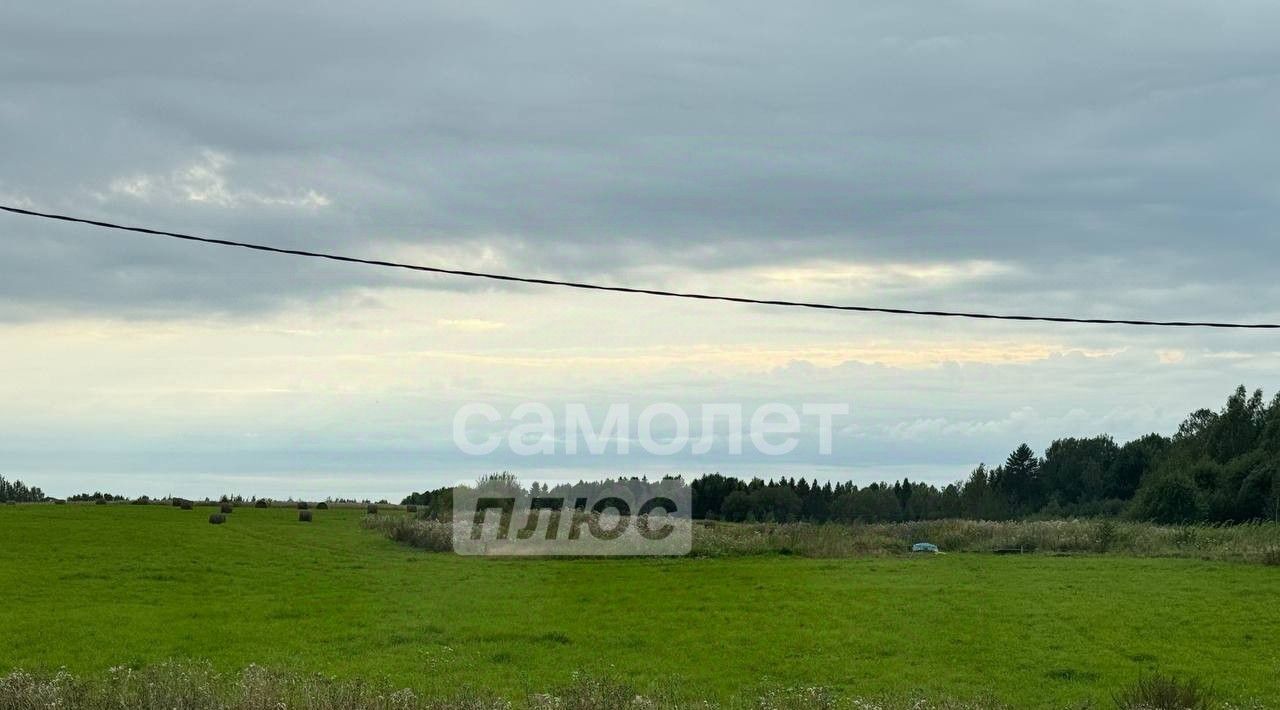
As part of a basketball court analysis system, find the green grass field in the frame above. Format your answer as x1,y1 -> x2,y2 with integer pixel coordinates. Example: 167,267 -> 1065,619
1,504 -> 1277,707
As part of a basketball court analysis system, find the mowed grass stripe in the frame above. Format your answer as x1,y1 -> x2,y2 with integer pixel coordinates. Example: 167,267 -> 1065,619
0,503 -> 1277,706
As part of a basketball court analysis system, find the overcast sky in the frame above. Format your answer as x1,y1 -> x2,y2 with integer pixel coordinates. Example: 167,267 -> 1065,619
3,1 -> 1278,499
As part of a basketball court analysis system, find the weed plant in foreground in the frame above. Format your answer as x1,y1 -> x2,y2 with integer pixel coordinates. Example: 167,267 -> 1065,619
0,662 -> 1267,709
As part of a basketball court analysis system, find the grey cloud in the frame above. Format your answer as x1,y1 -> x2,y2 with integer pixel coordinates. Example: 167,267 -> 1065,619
2,0 -> 1280,321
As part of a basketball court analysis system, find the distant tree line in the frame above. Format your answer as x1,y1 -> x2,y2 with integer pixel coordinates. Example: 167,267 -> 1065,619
13,387 -> 1275,525
51,493 -> 394,505
0,475 -> 45,502
401,472 -> 690,522
402,487 -> 452,517
698,386 -> 1280,524
404,386 -> 1280,525
66,491 -> 126,502
695,386 -> 1280,524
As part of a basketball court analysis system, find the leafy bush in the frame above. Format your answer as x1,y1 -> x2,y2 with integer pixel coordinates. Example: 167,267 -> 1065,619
1096,519 -> 1118,552
1113,672 -> 1215,709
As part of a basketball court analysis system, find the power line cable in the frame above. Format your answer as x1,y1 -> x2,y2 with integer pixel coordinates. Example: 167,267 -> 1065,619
2,203 -> 1277,329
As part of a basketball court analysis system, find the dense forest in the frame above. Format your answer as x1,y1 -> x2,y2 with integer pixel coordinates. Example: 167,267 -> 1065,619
0,475 -> 45,503
406,386 -> 1280,525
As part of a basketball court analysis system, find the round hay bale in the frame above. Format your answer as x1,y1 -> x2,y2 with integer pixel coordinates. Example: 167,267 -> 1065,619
405,504 -> 418,513
5,500 -> 15,506
94,499 -> 106,505
297,501 -> 309,510
254,499 -> 269,509
208,513 -> 227,525
53,499 -> 66,505
298,510 -> 313,523
172,498 -> 183,507
180,500 -> 193,510
366,503 -> 378,514
220,502 -> 233,514
316,501 -> 329,510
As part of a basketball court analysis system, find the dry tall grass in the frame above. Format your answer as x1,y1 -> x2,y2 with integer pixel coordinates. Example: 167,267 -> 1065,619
364,515 -> 454,552
363,515 -> 1280,565
691,519 -> 1280,564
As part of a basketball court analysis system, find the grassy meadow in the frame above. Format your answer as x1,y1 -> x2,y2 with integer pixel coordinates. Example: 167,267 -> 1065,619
1,503 -> 1278,707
